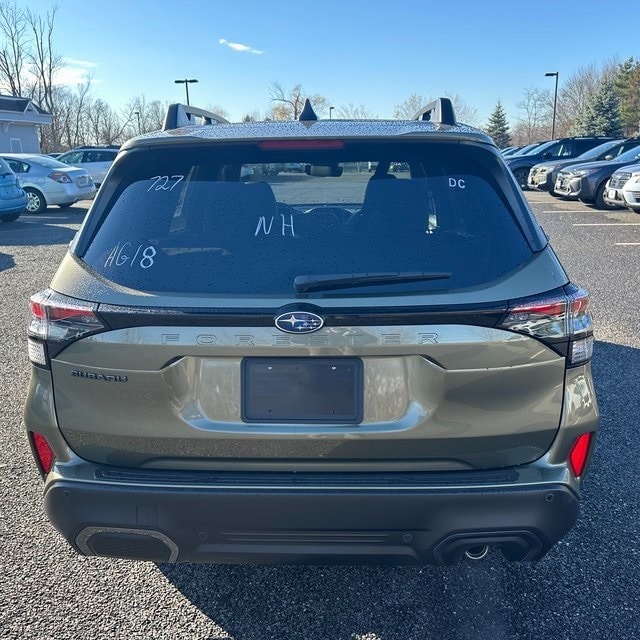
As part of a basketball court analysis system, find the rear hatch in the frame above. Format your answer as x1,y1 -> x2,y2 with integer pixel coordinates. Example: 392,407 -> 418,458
43,137 -> 572,471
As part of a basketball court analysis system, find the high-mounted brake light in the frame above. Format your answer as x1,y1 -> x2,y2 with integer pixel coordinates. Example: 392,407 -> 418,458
28,290 -> 105,366
500,287 -> 593,366
258,140 -> 345,150
568,432 -> 594,477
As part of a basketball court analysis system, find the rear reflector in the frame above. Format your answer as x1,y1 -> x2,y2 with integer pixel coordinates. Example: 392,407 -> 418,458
569,432 -> 593,477
30,432 -> 55,475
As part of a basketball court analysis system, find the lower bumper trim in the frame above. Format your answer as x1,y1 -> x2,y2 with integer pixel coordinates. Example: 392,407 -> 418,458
45,480 -> 580,565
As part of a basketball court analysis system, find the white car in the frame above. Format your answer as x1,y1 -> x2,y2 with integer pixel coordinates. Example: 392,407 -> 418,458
56,146 -> 119,187
604,163 -> 640,212
0,154 -> 96,213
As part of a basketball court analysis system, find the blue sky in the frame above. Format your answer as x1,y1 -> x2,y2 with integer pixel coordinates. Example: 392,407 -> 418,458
27,0 -> 639,125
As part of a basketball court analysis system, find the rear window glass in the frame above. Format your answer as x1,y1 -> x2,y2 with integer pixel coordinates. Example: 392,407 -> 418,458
80,141 -> 532,297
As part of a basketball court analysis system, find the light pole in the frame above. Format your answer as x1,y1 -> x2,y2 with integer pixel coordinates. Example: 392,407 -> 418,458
133,110 -> 141,134
174,78 -> 198,106
329,106 -> 335,120
545,71 -> 559,139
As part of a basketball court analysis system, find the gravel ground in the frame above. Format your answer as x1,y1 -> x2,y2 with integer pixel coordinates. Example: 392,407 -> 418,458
0,195 -> 638,640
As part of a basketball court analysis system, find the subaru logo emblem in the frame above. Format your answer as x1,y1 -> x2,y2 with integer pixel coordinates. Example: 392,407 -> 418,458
275,311 -> 324,334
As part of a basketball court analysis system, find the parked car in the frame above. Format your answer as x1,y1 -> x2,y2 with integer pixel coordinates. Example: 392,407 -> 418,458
553,145 -> 640,209
506,137 -> 614,189
56,146 -> 119,187
24,98 -> 598,566
0,157 -> 27,222
504,141 -> 547,157
603,164 -> 640,212
528,138 -> 640,192
1,154 -> 96,213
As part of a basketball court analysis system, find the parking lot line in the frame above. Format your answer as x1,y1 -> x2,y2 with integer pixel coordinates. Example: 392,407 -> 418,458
572,223 -> 640,226
615,243 -> 640,246
541,210 -> 593,213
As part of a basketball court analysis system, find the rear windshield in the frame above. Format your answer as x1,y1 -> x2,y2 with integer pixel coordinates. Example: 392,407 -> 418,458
80,141 -> 533,297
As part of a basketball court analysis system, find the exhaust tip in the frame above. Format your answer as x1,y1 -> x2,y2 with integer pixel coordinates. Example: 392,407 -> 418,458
464,545 -> 489,561
76,526 -> 179,562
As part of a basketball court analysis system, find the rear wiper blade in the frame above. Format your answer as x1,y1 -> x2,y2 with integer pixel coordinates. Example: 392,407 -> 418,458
294,271 -> 451,293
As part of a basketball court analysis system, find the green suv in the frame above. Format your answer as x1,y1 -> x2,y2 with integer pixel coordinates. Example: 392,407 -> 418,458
24,99 -> 599,565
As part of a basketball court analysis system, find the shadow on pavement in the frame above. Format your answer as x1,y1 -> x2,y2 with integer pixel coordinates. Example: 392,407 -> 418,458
0,204 -> 88,248
0,251 -> 15,273
158,340 -> 639,640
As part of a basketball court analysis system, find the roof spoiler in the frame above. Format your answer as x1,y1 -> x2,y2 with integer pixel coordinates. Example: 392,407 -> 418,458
413,98 -> 457,126
162,104 -> 230,131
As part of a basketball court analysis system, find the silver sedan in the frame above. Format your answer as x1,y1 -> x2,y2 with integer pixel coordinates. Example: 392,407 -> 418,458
0,153 -> 96,214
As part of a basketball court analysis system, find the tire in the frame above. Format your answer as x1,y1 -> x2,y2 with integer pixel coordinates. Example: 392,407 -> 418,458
594,182 -> 622,210
513,168 -> 530,190
24,188 -> 46,214
0,211 -> 21,222
58,202 -> 75,208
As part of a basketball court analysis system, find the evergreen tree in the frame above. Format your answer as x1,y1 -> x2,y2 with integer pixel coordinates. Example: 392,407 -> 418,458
614,58 -> 640,135
572,78 -> 624,137
485,101 -> 511,148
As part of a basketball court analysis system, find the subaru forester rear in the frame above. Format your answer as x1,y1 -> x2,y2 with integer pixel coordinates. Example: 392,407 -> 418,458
25,99 -> 599,565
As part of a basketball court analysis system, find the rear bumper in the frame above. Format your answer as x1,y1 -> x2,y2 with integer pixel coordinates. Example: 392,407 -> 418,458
0,196 -> 27,213
44,473 -> 580,565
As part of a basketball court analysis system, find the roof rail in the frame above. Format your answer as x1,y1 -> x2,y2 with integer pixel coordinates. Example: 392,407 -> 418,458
162,104 -> 230,131
413,98 -> 457,126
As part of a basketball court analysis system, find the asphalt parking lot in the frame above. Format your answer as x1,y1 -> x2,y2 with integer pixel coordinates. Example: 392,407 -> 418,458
1,193 -> 638,640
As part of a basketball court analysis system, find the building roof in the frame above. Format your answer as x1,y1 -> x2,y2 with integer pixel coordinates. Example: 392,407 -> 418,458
0,95 -> 51,116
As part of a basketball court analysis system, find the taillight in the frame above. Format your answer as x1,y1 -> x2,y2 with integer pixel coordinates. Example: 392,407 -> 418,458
48,171 -> 72,183
568,432 -> 594,477
28,290 -> 105,367
29,432 -> 55,476
500,286 -> 593,366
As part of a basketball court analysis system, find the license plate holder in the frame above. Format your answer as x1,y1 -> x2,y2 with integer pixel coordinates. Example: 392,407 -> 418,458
242,357 -> 363,424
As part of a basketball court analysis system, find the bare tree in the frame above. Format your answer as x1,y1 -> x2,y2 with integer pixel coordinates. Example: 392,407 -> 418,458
445,93 -> 479,126
0,1 -> 28,96
86,98 -> 131,145
268,81 -> 328,119
516,87 -> 552,143
25,6 -> 63,148
206,104 -> 230,121
336,103 -> 377,119
393,93 -> 426,119
126,95 -> 169,137
241,110 -> 263,122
